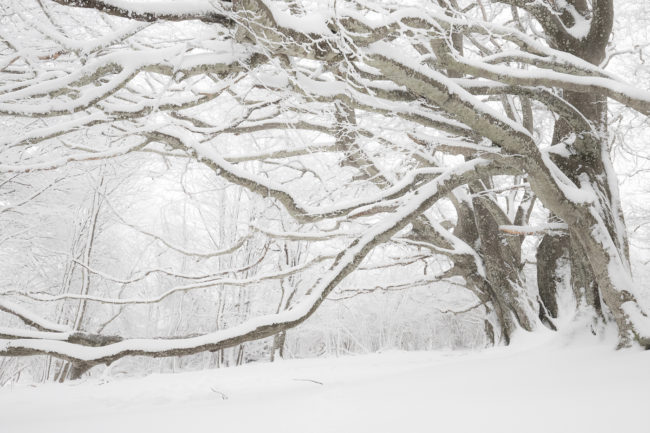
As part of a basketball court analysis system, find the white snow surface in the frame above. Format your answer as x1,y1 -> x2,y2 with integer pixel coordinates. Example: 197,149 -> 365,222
1,330 -> 648,433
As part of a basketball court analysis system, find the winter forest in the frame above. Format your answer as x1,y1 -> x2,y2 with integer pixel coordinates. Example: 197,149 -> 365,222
1,0 -> 649,431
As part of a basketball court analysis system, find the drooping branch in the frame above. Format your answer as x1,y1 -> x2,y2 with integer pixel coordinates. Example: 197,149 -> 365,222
0,158 -> 503,364
0,299 -> 70,333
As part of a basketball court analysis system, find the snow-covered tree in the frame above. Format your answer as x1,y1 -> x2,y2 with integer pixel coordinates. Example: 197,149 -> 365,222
1,0 -> 649,375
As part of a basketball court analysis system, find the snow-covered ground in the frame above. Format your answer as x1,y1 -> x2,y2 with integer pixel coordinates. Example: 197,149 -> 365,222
1,330 -> 649,433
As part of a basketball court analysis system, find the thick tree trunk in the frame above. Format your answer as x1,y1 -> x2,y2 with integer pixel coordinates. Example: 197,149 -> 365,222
534,1 -> 647,345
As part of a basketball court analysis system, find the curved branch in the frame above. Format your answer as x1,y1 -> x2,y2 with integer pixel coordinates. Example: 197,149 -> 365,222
0,299 -> 70,332
445,55 -> 650,116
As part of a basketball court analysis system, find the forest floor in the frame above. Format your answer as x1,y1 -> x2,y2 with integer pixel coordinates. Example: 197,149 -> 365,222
1,327 -> 649,433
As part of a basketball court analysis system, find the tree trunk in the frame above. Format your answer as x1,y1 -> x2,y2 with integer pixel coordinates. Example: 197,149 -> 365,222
535,1 -> 641,343
536,233 -> 568,319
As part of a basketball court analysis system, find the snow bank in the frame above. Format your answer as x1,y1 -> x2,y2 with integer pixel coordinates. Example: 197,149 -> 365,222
1,332 -> 648,433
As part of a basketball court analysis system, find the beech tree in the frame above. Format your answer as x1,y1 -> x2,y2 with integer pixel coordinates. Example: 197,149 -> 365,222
1,0 -> 649,375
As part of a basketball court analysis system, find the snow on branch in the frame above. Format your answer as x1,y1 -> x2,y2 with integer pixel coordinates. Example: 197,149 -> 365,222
449,55 -> 650,116
499,223 -> 568,236
0,299 -> 70,333
48,0 -> 234,25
